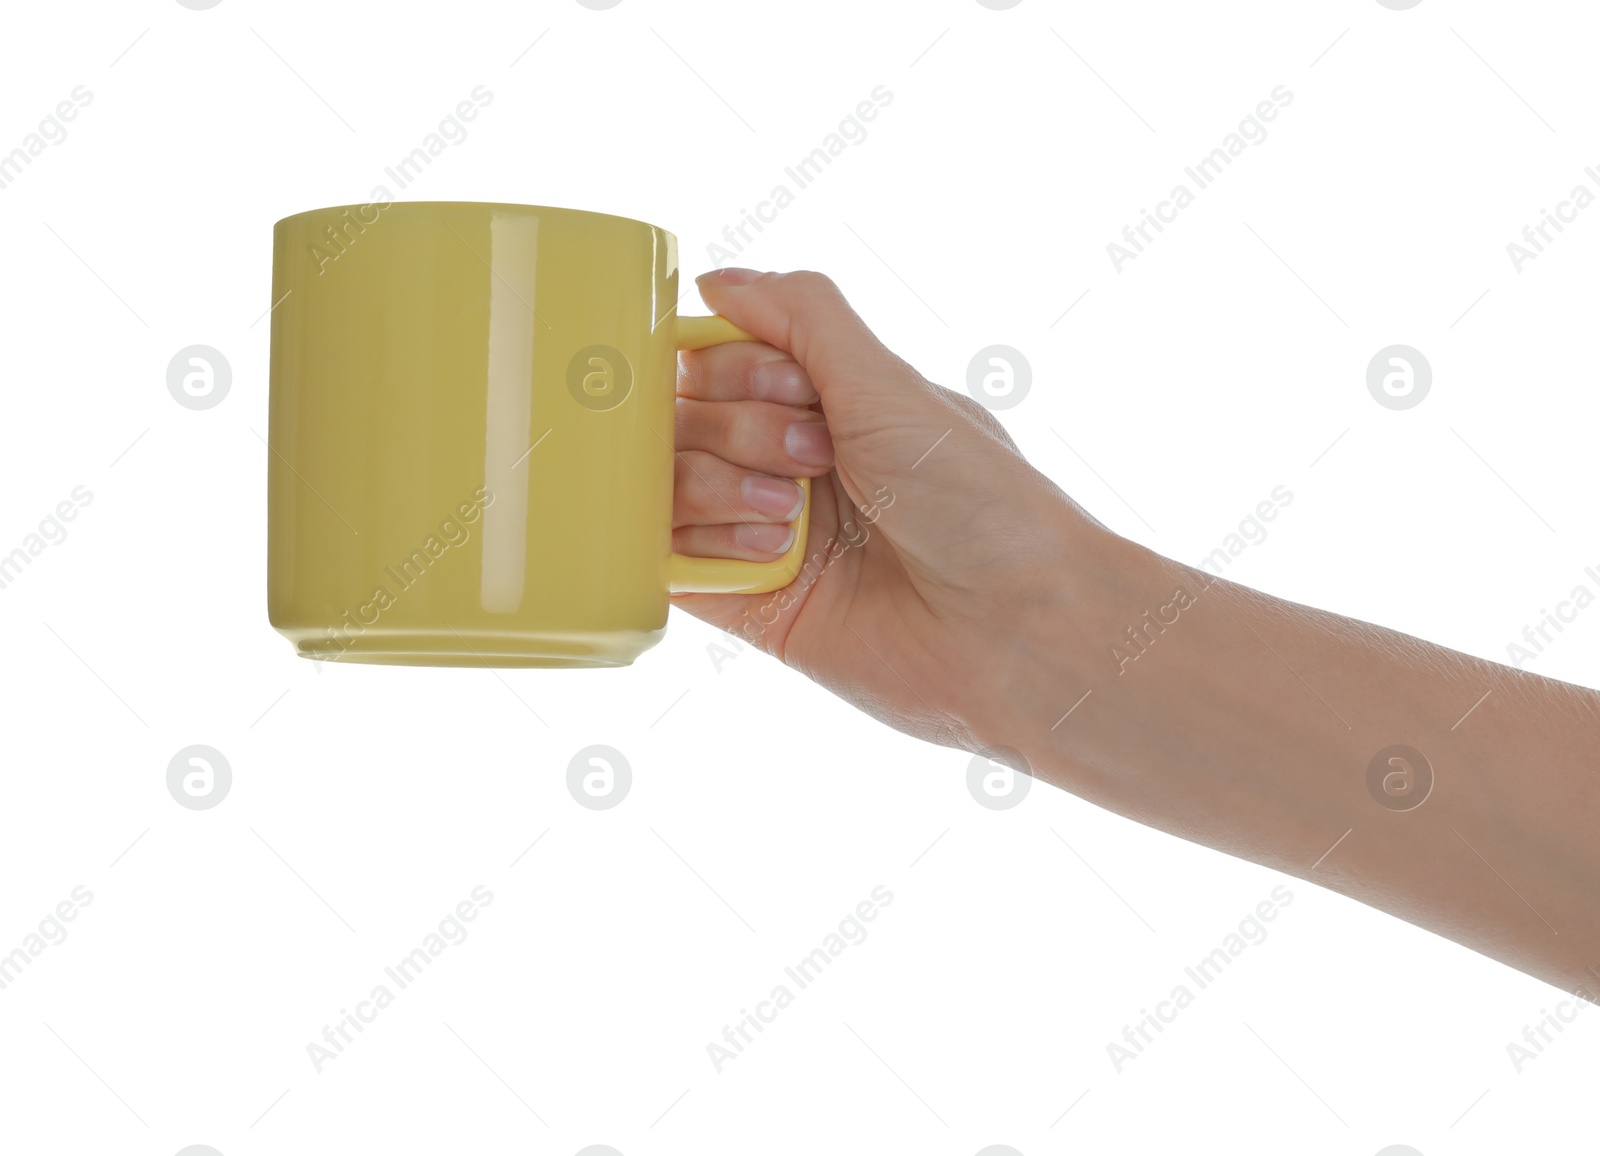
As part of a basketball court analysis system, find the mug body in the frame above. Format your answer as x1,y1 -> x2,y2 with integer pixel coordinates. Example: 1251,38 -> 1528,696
268,201 -> 682,667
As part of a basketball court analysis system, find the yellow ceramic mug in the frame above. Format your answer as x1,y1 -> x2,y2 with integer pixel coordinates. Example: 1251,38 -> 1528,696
267,201 -> 810,668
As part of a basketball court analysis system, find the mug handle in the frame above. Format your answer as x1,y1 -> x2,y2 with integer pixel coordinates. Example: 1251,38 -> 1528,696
667,315 -> 812,595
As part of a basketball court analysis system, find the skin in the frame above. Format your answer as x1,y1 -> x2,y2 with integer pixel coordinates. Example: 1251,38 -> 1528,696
669,266 -> 1600,998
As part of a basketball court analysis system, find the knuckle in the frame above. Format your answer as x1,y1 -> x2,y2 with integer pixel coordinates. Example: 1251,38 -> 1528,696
782,269 -> 838,297
945,386 -> 1020,447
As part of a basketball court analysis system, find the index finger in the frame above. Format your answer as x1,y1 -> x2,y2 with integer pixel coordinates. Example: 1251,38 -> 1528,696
677,339 -> 820,405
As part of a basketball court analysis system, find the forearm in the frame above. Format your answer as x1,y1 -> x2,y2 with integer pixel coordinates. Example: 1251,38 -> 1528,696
993,521 -> 1600,995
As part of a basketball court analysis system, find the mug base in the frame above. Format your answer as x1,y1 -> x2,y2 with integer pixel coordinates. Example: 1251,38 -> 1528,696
277,626 -> 663,669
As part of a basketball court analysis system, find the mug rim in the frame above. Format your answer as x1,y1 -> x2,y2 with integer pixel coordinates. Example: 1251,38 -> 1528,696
272,200 -> 671,239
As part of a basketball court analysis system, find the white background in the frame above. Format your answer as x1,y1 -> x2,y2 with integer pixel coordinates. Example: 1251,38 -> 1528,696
1,1 -> 1597,1154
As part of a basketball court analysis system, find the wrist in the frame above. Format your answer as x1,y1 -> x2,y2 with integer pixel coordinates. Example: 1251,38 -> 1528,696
961,508 -> 1166,785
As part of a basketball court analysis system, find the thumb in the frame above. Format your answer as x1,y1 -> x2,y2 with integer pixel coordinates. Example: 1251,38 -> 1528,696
693,268 -> 938,443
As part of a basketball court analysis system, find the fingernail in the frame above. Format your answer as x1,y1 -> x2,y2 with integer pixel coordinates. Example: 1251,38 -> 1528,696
784,418 -> 834,466
698,267 -> 763,287
742,475 -> 805,520
751,360 -> 817,405
734,521 -> 796,554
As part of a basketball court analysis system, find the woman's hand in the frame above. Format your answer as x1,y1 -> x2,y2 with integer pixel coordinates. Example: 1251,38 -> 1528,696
671,267 -> 1119,754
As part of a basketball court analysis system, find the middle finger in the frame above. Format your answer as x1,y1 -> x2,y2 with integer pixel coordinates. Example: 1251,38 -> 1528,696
675,396 -> 835,477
